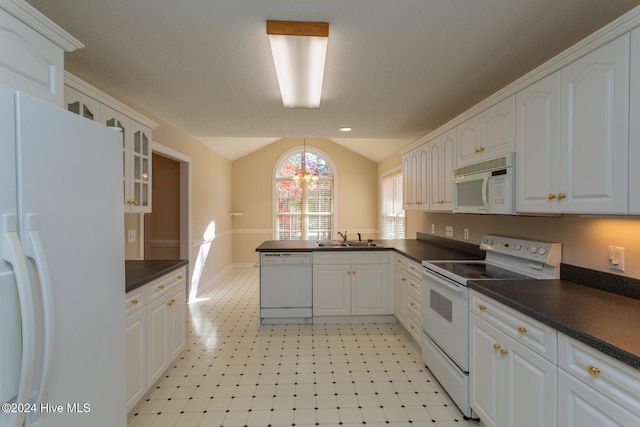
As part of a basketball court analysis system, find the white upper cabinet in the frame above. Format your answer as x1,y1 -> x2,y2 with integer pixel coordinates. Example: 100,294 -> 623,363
629,28 -> 640,214
517,34 -> 629,214
65,74 -> 157,213
427,128 -> 456,211
102,105 -> 152,214
516,71 -> 562,213
0,4 -> 82,106
402,143 -> 428,210
560,34 -> 629,214
457,96 -> 515,167
65,86 -> 101,122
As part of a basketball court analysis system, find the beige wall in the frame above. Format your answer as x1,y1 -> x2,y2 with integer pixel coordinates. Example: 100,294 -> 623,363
231,137 -> 378,264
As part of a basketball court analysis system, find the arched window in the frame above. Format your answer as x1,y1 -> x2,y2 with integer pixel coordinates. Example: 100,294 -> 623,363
274,148 -> 334,240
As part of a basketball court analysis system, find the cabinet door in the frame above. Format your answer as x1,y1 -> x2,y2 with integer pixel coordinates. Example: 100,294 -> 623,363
428,136 -> 442,210
409,149 -> 419,209
482,96 -> 515,158
503,336 -> 557,427
558,370 -> 640,427
352,264 -> 389,315
147,295 -> 169,386
130,121 -> 152,213
516,72 -> 561,213
417,145 -> 429,209
168,285 -> 186,361
125,308 -> 147,413
313,265 -> 351,316
65,86 -> 100,121
440,128 -> 456,210
394,268 -> 407,326
101,105 -> 131,209
469,314 -> 502,427
457,113 -> 482,167
402,153 -> 411,209
560,34 -> 629,214
630,28 -> 640,214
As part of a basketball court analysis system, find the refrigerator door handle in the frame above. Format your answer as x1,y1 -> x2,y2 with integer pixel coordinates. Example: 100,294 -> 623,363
1,215 -> 36,427
23,214 -> 55,413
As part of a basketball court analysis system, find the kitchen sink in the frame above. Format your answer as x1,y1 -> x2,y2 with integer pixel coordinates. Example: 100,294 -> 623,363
314,240 -> 383,248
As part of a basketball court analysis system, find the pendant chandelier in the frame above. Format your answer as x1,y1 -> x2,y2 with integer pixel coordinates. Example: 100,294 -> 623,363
293,139 -> 319,184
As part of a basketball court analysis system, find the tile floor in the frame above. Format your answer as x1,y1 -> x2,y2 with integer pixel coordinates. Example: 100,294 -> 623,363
128,267 -> 480,427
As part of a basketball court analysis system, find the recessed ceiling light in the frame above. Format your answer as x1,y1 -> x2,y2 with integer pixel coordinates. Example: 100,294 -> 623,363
339,127 -> 352,132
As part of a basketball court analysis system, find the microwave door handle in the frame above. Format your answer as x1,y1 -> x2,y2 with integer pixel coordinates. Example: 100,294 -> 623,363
481,176 -> 490,211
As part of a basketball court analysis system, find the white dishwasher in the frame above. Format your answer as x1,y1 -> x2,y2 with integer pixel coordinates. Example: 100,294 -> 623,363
260,252 -> 313,324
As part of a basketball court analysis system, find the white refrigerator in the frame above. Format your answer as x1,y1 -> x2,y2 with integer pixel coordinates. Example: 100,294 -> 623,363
0,85 -> 126,427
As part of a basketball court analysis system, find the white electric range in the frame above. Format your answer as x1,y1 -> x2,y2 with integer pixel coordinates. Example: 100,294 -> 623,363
420,235 -> 561,418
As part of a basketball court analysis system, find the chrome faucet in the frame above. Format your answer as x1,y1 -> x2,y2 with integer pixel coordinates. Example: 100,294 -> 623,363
337,231 -> 348,242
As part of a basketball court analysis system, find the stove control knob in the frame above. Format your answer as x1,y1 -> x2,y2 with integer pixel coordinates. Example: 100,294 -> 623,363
484,239 -> 494,245
513,244 -> 522,251
538,247 -> 547,256
527,246 -> 538,254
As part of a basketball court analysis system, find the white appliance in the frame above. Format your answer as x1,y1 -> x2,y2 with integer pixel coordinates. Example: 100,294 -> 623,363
420,235 -> 561,418
453,153 -> 514,214
260,252 -> 312,324
0,86 -> 126,427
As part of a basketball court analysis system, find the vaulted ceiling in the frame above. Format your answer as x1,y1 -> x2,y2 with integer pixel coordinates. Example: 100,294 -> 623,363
27,0 -> 639,161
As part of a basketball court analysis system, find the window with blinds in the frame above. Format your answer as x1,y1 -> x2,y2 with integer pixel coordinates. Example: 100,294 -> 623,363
382,172 -> 405,239
275,149 -> 334,240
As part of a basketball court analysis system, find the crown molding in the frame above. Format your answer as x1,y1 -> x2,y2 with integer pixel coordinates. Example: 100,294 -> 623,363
403,5 -> 640,154
0,0 -> 83,51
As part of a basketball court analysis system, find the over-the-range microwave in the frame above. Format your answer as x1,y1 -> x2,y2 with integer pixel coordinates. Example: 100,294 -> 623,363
453,153 -> 514,214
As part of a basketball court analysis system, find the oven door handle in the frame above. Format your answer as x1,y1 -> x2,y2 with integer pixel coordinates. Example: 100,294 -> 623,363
422,270 -> 466,293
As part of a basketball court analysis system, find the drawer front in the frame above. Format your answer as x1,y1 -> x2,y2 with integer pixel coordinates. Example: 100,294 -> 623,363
125,288 -> 146,316
406,274 -> 421,298
406,291 -> 421,320
148,266 -> 187,301
394,254 -> 422,280
405,311 -> 422,343
314,250 -> 389,265
470,290 -> 556,362
558,333 -> 640,418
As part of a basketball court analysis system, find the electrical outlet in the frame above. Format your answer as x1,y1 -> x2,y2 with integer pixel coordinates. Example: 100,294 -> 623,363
127,229 -> 136,243
431,224 -> 435,234
464,228 -> 469,240
608,246 -> 625,272
445,226 -> 454,238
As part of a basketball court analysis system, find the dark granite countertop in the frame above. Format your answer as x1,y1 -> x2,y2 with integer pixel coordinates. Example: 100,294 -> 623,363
468,279 -> 640,370
255,233 -> 485,263
125,259 -> 188,293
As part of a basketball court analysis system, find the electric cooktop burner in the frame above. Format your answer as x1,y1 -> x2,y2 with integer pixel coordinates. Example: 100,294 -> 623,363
428,261 -> 532,280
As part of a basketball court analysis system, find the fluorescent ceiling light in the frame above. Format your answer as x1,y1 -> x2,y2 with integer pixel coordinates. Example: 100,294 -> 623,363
267,20 -> 329,108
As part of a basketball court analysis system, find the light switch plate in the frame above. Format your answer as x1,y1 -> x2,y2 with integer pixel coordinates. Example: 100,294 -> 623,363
127,229 -> 136,243
445,226 -> 454,238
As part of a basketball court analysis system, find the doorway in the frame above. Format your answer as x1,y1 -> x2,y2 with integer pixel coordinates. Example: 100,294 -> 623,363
145,154 -> 180,259
144,145 -> 190,261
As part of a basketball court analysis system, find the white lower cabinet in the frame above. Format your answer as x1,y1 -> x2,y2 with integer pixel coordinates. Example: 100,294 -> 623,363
125,266 -> 187,413
313,251 -> 390,317
393,253 -> 422,342
470,290 -> 640,427
557,333 -> 640,426
125,289 -> 147,413
470,290 -> 557,427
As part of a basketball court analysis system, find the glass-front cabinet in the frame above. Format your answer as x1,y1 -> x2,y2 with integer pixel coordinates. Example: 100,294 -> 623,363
101,105 -> 152,213
64,78 -> 154,214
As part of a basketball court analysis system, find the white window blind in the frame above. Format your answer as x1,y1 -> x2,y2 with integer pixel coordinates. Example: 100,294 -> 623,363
382,172 -> 405,239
